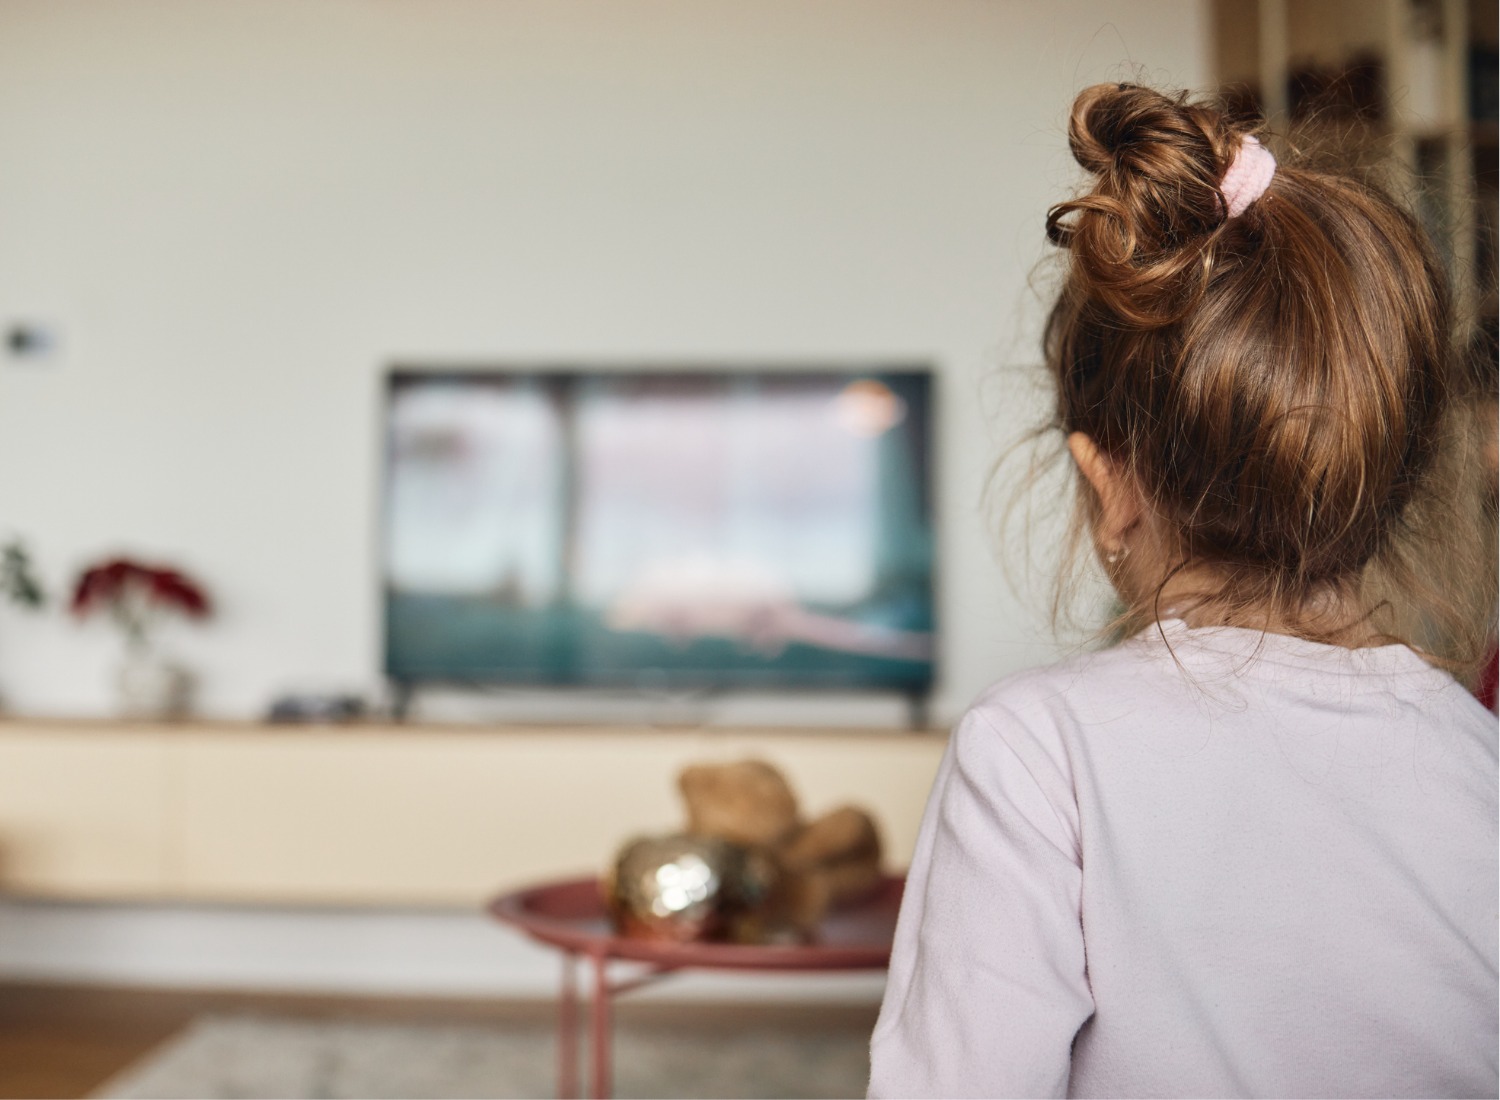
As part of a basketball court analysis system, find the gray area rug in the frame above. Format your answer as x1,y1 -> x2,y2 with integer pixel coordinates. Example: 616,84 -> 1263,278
93,1013 -> 872,1099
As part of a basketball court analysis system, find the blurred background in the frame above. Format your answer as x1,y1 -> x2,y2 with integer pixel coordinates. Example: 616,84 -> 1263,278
0,2 -> 1491,1098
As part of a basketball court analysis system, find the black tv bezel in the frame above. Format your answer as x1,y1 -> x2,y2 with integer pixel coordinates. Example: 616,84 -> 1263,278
378,361 -> 938,701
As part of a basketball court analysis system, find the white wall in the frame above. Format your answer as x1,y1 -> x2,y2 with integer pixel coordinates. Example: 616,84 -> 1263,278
0,0 -> 1207,727
0,0 -> 1208,998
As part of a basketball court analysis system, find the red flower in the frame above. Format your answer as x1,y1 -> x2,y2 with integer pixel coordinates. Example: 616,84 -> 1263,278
150,569 -> 210,617
71,557 -> 212,619
71,559 -> 137,613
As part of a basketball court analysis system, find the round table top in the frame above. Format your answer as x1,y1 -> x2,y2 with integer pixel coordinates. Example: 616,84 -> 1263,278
489,874 -> 904,971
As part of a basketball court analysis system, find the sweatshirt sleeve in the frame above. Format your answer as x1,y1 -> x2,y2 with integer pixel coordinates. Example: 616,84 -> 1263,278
867,703 -> 1094,1099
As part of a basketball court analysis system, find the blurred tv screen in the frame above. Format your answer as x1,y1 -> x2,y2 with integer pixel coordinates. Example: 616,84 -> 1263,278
382,368 -> 935,693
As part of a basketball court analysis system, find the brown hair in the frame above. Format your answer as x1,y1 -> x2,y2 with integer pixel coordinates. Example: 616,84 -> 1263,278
1040,83 -> 1494,669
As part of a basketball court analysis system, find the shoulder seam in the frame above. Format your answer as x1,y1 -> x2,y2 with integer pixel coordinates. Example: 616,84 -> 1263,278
962,703 -> 1082,865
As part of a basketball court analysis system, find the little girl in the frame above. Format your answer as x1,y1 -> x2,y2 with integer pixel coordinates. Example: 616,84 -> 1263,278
868,84 -> 1498,1099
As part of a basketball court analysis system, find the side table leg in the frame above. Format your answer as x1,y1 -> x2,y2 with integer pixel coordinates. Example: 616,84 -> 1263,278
589,951 -> 613,1100
558,951 -> 579,1100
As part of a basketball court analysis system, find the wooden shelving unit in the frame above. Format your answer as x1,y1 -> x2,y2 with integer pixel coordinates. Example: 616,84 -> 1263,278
1468,1 -> 1498,355
1212,0 -> 1498,369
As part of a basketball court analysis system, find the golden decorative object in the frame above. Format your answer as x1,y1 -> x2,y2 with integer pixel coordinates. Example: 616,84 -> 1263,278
604,833 -> 782,944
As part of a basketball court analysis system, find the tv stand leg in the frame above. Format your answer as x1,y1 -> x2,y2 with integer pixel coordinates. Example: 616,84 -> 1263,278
390,682 -> 413,722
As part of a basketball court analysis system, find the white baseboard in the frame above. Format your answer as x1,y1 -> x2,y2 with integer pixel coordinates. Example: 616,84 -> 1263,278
0,899 -> 887,1003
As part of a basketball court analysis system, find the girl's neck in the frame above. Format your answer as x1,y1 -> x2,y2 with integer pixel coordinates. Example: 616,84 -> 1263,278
1150,568 -> 1382,648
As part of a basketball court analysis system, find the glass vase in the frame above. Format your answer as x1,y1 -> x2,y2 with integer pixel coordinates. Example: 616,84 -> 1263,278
116,644 -> 193,719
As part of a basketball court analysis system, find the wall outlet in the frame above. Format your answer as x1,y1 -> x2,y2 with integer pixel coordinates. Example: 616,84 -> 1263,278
4,321 -> 62,365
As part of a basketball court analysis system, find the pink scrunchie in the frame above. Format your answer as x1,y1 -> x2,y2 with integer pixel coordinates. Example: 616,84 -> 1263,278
1221,134 -> 1276,218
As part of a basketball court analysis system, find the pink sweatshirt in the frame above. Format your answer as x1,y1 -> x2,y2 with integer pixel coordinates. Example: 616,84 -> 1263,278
869,620 -> 1498,1098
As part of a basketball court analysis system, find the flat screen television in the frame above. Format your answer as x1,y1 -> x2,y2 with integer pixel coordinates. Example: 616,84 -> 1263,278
381,366 -> 935,701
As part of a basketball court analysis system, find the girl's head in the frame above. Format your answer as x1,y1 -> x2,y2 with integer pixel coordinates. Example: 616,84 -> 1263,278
1043,83 -> 1490,657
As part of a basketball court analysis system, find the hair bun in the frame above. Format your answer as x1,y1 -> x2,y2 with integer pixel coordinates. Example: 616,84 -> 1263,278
1048,84 -> 1246,327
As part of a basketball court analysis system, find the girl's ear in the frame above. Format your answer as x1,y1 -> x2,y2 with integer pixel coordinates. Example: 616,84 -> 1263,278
1067,432 -> 1143,548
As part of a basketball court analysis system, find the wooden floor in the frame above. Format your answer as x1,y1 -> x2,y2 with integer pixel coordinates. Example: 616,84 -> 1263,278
0,982 -> 880,1099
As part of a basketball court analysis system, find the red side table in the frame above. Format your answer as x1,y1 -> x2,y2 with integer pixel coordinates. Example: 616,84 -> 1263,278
489,875 -> 903,1100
